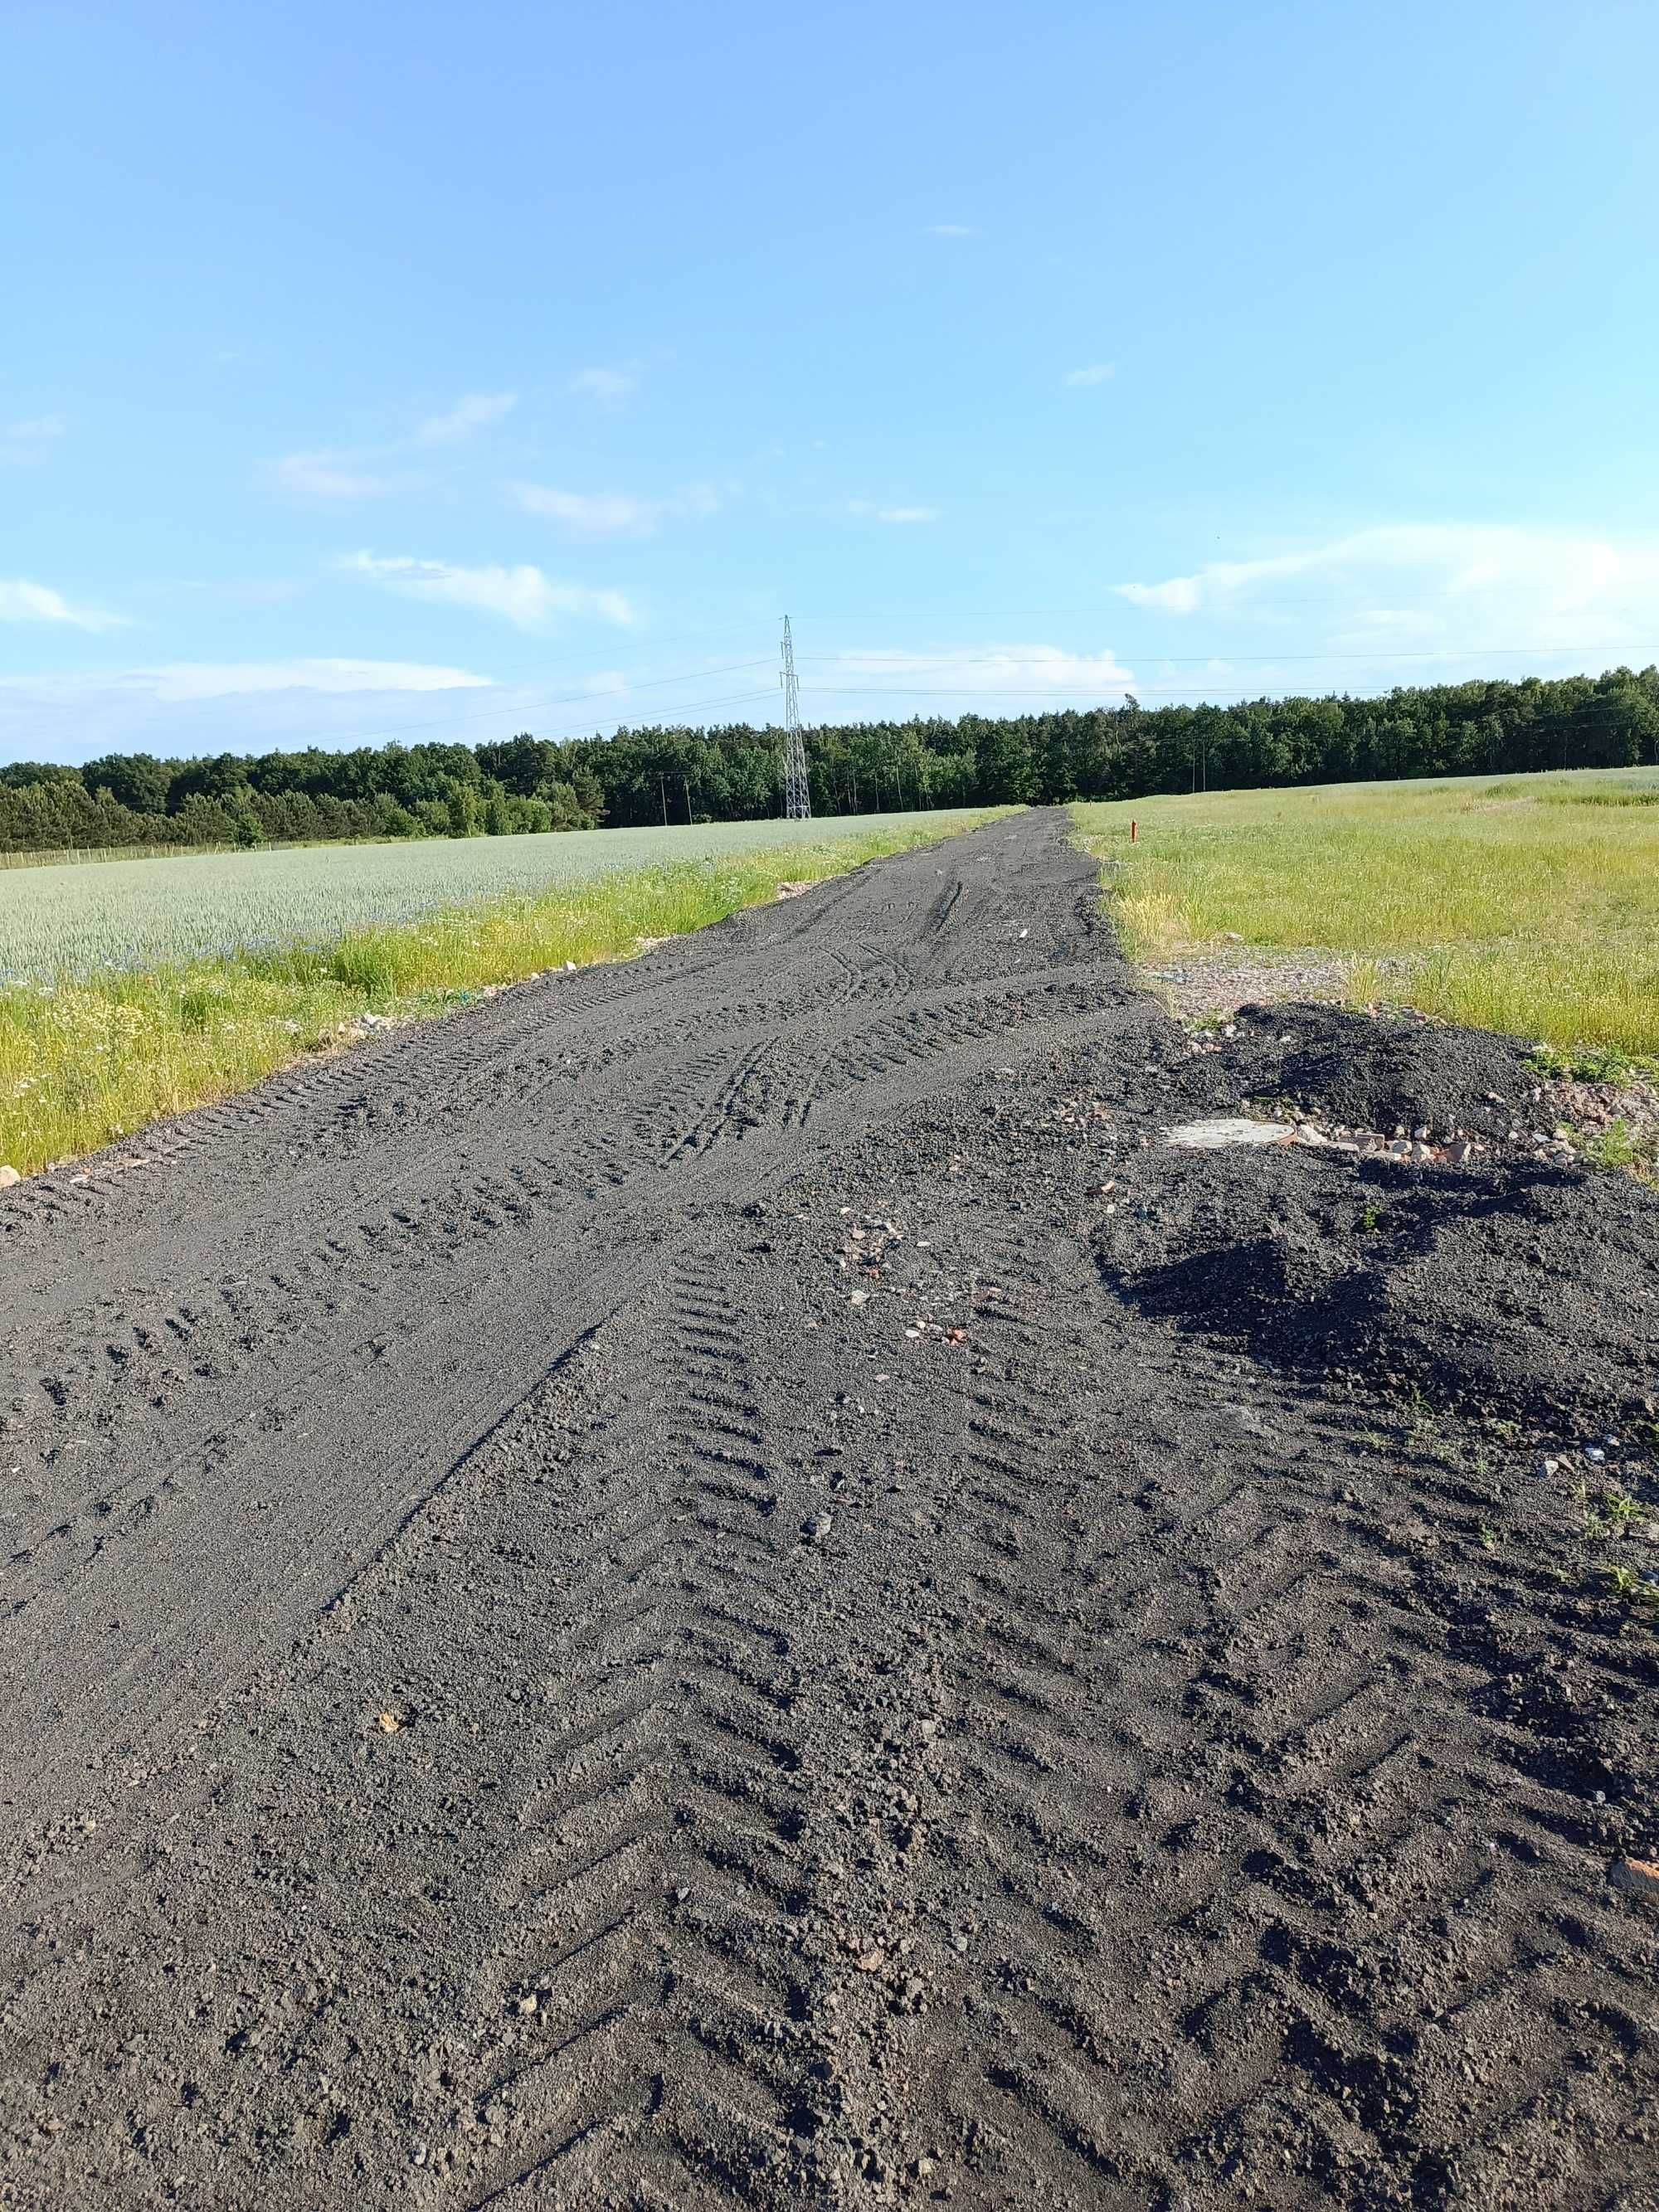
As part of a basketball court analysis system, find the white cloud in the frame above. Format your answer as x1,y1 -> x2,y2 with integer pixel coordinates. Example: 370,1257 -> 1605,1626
264,390 -> 517,502
926,223 -> 975,238
513,481 -> 719,538
1117,524 -> 1659,659
846,500 -> 940,525
2,413 -> 70,464
412,391 -> 517,446
264,449 -> 406,503
570,367 -> 638,401
824,643 -> 1135,702
139,659 -> 492,703
0,577 -> 128,631
1063,363 -> 1115,388
343,552 -> 635,632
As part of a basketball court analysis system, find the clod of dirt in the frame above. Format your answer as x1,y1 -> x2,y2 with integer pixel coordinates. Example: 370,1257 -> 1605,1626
1610,1856 -> 1659,1902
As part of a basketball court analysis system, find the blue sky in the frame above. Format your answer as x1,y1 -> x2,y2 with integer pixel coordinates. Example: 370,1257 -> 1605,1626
3,0 -> 1657,766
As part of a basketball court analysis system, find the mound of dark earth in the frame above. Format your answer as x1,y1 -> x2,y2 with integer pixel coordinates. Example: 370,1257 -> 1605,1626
1215,1000 -> 1542,1138
1,810 -> 1654,2212
1097,1146 -> 1659,1422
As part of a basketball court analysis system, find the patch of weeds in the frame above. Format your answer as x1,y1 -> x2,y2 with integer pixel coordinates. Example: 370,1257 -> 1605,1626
1605,1564 -> 1659,1621
1530,1043 -> 1659,1086
1478,1525 -> 1499,1550
1576,1481 -> 1644,1541
1358,1203 -> 1382,1235
1567,1117 -> 1659,1179
1601,1485 -> 1642,1534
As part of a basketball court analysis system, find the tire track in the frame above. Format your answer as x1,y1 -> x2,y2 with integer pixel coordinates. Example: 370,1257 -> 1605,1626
2,809 -> 1654,2211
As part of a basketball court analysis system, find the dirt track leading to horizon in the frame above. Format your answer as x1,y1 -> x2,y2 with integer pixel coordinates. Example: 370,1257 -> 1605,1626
2,810 -> 1656,2209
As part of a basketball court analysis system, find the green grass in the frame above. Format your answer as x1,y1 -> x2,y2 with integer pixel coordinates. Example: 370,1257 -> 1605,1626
0,811 -> 1004,1176
1074,767 -> 1659,1054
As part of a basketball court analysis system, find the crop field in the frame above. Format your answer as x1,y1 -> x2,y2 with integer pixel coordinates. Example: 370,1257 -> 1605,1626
0,811 -> 992,982
1076,765 -> 1659,1057
0,809 -> 1001,1175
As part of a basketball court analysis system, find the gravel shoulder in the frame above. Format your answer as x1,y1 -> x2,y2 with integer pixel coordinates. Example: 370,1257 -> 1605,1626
1,810 -> 1655,2210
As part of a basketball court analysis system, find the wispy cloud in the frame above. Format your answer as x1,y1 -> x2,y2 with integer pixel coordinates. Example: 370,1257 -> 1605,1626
265,389 -> 517,503
513,481 -> 719,538
845,500 -> 940,526
0,577 -> 129,632
925,224 -> 975,238
412,391 -> 518,446
1063,362 -> 1115,388
570,367 -> 638,401
0,662 -> 499,766
1116,524 -> 1659,655
824,643 -> 1135,702
139,659 -> 492,703
2,413 -> 70,465
343,552 -> 635,632
264,450 -> 409,503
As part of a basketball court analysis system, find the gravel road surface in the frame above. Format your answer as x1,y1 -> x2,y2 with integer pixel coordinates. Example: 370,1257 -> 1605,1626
2,810 -> 1655,2209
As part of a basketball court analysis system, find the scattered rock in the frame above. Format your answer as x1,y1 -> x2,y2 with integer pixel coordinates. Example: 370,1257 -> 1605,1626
802,1512 -> 834,1544
0,1165 -> 19,1189
375,1711 -> 401,1733
1609,1857 -> 1659,1903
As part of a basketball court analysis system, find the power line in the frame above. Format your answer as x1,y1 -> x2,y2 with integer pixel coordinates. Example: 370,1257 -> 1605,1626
0,655 -> 776,744
801,643 -> 1653,669
535,685 -> 780,744
803,680 -> 1655,702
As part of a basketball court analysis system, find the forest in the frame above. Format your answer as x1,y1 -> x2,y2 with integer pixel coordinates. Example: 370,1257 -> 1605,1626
2,664 -> 1657,855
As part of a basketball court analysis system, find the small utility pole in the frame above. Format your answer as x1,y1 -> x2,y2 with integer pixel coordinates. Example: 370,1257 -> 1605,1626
779,616 -> 812,819
659,773 -> 668,828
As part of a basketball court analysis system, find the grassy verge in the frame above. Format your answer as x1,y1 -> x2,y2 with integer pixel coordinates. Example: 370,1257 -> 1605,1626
1073,770 -> 1659,1055
0,814 -> 1003,1177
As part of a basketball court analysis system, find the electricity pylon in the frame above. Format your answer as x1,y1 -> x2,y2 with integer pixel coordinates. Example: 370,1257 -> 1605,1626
779,616 -> 811,819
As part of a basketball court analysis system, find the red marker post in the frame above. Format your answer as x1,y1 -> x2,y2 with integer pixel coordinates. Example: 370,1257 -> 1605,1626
1130,819 -> 1137,843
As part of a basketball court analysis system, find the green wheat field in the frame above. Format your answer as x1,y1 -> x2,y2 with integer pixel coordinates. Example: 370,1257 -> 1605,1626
0,810 -> 1000,1176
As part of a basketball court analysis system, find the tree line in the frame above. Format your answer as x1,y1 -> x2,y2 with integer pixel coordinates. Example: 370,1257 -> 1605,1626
2,664 -> 1656,855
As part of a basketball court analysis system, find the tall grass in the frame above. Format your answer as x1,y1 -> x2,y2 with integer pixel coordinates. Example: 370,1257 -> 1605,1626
1073,767 -> 1659,1053
0,815 -> 1003,1176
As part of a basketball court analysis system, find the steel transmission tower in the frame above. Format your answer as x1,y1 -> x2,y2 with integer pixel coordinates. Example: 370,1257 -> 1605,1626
778,616 -> 812,819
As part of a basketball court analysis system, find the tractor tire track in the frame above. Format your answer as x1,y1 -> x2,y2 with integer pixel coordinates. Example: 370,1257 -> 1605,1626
1,810 -> 1655,2210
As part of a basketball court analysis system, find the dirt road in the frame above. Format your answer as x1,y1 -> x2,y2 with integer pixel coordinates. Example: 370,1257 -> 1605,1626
2,811 -> 1655,2208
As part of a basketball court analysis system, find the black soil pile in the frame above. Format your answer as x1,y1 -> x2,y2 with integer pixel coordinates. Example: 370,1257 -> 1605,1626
1217,999 -> 1543,1137
1097,1145 -> 1659,1424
